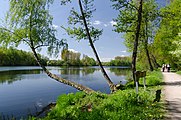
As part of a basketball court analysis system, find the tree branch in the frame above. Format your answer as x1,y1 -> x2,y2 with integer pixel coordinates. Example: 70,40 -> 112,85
34,44 -> 49,49
0,27 -> 31,46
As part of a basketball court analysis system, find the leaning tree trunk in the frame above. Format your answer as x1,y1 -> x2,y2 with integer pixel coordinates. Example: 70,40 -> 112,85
150,53 -> 160,68
145,46 -> 153,71
132,0 -> 143,84
145,18 -> 153,71
31,46 -> 95,94
28,9 -> 95,94
78,0 -> 117,92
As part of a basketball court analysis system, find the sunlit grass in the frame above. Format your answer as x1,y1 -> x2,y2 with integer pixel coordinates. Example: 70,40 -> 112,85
176,71 -> 181,75
29,70 -> 165,120
40,89 -> 164,120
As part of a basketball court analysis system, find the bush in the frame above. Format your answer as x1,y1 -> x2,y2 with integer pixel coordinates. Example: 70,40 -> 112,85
37,89 -> 164,120
29,70 -> 164,120
146,70 -> 163,86
176,71 -> 181,75
126,70 -> 163,88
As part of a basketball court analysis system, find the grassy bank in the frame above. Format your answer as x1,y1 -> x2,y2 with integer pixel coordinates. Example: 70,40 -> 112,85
176,71 -> 181,75
31,70 -> 164,120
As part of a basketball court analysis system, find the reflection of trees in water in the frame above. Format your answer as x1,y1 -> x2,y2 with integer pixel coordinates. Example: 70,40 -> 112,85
59,67 -> 98,76
109,68 -> 131,76
109,68 -> 132,81
81,67 -> 98,76
59,68 -> 80,75
0,70 -> 42,84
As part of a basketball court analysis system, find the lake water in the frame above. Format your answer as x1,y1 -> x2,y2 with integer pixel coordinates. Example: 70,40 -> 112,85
0,66 -> 131,119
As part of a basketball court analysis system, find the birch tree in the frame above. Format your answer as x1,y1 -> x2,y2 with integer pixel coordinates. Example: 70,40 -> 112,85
0,0 -> 95,94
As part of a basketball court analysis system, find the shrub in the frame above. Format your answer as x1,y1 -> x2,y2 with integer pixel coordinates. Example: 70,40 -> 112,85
40,89 -> 164,120
146,70 -> 163,86
176,71 -> 181,75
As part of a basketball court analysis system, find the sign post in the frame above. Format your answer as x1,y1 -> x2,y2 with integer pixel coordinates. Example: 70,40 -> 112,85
134,71 -> 147,94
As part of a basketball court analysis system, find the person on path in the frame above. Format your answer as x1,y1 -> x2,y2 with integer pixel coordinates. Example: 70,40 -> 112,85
167,64 -> 171,72
165,64 -> 167,72
162,64 -> 165,72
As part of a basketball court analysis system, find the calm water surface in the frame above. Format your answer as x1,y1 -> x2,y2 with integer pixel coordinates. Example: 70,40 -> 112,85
0,66 -> 130,119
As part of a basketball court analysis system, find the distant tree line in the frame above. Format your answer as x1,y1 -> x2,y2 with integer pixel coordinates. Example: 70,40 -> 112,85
0,47 -> 131,67
47,48 -> 96,66
0,47 -> 48,66
48,48 -> 131,67
104,56 -> 132,66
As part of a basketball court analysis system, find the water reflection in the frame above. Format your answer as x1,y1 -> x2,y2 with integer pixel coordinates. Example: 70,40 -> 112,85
59,68 -> 81,75
0,66 -> 130,119
0,69 -> 42,84
0,67 -> 131,84
109,68 -> 131,76
58,67 -> 98,76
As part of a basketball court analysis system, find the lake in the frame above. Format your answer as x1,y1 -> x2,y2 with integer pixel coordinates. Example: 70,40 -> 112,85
0,66 -> 131,119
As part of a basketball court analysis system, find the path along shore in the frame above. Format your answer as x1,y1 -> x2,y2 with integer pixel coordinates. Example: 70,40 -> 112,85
163,72 -> 181,120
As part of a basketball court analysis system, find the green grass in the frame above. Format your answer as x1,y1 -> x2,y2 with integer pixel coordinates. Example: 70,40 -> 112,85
126,70 -> 163,88
30,70 -> 165,120
176,71 -> 181,75
38,89 -> 164,120
146,70 -> 163,86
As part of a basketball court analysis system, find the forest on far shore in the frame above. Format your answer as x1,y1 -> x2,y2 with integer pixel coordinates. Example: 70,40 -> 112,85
0,47 -> 131,67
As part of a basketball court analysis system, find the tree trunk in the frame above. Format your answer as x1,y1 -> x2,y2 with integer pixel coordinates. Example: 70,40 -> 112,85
28,8 -> 95,94
132,0 -> 143,84
150,53 -> 160,68
145,47 -> 153,71
145,18 -> 153,71
78,0 -> 117,92
31,47 -> 95,94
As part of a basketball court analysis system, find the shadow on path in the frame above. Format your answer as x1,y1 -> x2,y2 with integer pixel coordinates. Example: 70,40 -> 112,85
160,81 -> 181,86
164,99 -> 181,120
162,72 -> 181,120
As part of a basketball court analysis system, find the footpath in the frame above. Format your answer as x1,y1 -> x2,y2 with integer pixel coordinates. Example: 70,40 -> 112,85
163,72 -> 181,120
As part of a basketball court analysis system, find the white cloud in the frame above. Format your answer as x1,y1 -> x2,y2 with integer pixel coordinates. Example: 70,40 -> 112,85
120,50 -> 127,53
110,20 -> 117,26
53,24 -> 58,29
68,49 -> 79,53
101,58 -> 113,62
104,24 -> 108,27
121,55 -> 126,57
93,20 -> 102,25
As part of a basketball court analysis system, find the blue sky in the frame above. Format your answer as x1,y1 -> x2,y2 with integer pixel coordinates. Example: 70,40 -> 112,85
0,0 -> 166,61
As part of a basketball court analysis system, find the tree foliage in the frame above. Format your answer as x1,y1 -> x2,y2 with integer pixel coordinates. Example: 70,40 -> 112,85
153,0 -> 181,69
112,0 -> 159,71
0,0 -> 66,57
61,0 -> 102,42
0,0 -> 95,94
0,47 -> 48,66
61,48 -> 81,66
112,0 -> 144,83
81,54 -> 96,66
61,0 -> 117,92
109,56 -> 131,66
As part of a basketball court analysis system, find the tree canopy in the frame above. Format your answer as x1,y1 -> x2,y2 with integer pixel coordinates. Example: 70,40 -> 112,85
0,0 -> 96,94
0,0 -> 66,56
153,0 -> 181,69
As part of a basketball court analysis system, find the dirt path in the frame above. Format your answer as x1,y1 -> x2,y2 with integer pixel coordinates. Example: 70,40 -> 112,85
163,72 -> 181,120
